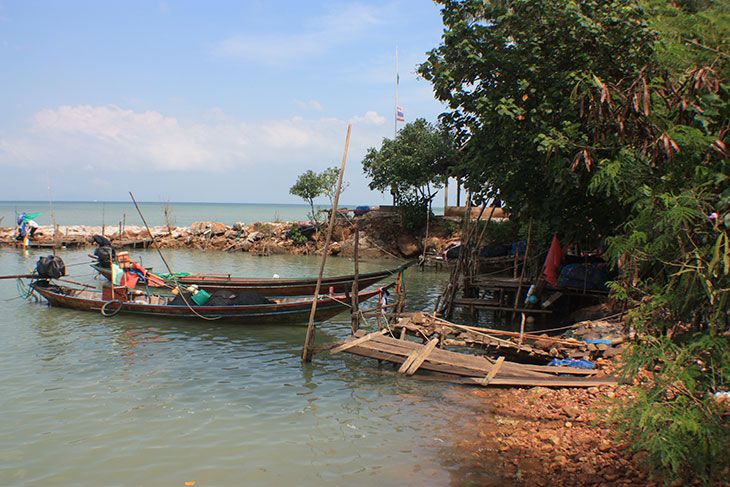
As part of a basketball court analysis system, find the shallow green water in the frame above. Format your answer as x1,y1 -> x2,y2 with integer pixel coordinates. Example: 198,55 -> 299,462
0,248 -> 500,486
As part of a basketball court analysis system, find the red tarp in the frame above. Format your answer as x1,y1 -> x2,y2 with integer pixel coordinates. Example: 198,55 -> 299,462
543,235 -> 564,286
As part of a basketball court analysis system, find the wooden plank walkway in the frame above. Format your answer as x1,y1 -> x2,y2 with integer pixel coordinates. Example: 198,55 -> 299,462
331,330 -> 616,388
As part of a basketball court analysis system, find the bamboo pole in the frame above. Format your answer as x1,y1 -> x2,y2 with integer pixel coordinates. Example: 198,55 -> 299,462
302,124 -> 352,362
130,192 -> 175,276
0,273 -> 35,280
350,225 -> 360,334
513,217 -> 534,321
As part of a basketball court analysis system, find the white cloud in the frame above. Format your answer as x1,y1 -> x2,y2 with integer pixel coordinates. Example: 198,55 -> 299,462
0,105 -> 391,177
214,2 -> 386,64
349,110 -> 385,125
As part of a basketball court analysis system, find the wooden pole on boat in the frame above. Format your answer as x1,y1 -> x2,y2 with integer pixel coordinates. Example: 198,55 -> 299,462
351,225 -> 360,334
0,273 -> 35,280
302,124 -> 352,362
47,172 -> 58,250
129,192 -> 176,277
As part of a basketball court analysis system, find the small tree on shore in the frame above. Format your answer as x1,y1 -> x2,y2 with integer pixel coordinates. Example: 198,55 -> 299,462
362,118 -> 456,231
289,167 -> 346,224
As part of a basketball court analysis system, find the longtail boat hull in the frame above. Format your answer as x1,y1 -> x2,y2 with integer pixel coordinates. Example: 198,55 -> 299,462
91,261 -> 413,296
31,281 -> 381,325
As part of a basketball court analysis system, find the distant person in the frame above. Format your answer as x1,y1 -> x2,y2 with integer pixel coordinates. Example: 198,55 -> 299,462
15,213 -> 40,241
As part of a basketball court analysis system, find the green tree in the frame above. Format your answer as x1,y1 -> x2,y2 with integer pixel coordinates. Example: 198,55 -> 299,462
289,167 -> 345,224
420,0 -> 730,482
320,166 -> 349,209
582,3 -> 730,482
362,118 -> 456,230
418,0 -> 656,243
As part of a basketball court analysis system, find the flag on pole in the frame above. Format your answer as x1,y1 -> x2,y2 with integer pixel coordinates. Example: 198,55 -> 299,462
396,106 -> 405,122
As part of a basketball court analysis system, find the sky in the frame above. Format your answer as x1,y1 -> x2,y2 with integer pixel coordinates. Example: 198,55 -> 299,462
0,0 -> 454,206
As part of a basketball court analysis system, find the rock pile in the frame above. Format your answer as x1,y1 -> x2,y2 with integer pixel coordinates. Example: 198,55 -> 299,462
0,213 -> 463,260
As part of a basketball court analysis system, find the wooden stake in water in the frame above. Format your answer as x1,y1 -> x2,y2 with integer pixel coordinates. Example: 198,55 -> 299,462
302,124 -> 352,362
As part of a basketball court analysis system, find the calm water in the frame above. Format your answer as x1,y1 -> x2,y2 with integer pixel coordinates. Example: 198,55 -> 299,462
0,246 -> 501,486
0,201 -> 447,229
0,201 -> 315,228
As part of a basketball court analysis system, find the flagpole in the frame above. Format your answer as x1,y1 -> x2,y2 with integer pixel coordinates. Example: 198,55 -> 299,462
395,46 -> 398,137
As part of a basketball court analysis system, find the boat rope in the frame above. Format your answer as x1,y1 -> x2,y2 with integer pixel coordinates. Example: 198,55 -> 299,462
101,300 -> 123,317
324,294 -> 354,311
16,276 -> 37,302
129,192 -> 221,321
174,289 -> 223,321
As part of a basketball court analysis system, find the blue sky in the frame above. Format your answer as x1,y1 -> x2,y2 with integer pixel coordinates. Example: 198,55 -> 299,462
0,1 -> 453,206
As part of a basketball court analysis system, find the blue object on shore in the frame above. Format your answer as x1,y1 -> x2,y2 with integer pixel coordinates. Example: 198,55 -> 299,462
353,205 -> 370,216
585,339 -> 613,344
548,358 -> 596,369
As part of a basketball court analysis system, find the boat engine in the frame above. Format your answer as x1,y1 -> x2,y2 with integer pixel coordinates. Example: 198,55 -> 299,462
92,246 -> 115,267
36,255 -> 66,279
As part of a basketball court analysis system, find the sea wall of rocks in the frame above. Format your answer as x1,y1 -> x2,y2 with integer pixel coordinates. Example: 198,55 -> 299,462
0,212 -> 462,260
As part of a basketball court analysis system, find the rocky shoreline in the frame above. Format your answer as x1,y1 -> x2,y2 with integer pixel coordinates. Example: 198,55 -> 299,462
1,212 -> 461,260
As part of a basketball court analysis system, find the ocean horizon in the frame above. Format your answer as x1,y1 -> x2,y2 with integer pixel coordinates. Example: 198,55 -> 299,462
1,200 -> 446,228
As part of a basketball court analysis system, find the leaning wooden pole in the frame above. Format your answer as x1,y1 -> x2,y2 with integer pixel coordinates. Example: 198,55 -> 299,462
350,225 -> 360,334
512,217 -> 534,322
302,124 -> 352,362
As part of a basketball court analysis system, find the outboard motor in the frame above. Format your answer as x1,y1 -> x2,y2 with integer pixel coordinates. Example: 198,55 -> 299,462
93,246 -> 115,267
91,234 -> 115,268
36,255 -> 66,279
92,234 -> 112,247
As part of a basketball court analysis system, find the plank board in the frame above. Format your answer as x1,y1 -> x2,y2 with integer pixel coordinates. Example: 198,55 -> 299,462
337,331 -> 605,386
481,356 -> 505,386
398,338 -> 439,376
330,329 -> 388,354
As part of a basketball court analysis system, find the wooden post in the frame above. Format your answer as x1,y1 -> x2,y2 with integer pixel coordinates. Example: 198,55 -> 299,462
443,178 -> 448,213
518,313 -> 526,346
350,225 -> 360,334
302,124 -> 352,362
513,218 -> 534,319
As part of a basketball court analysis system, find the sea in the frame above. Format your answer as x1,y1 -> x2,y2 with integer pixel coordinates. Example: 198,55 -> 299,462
0,201 -> 503,487
0,201 -> 447,229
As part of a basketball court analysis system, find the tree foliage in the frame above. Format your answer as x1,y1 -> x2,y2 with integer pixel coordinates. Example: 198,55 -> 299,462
289,167 -> 345,224
421,0 -> 730,483
362,118 -> 456,230
418,0 -> 657,243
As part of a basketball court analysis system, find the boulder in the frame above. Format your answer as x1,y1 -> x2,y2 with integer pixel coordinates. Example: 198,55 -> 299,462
190,221 -> 210,236
190,221 -> 227,236
247,231 -> 263,242
396,233 -> 421,257
210,222 -> 228,235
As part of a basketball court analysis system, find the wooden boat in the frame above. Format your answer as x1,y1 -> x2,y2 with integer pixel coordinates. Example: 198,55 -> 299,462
31,280 -> 383,325
90,260 -> 414,296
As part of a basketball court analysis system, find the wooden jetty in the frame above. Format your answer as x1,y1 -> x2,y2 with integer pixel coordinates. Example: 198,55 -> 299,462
329,328 -> 615,388
450,275 -> 608,321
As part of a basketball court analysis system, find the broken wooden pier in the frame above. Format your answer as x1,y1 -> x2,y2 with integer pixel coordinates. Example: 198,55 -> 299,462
328,327 -> 616,388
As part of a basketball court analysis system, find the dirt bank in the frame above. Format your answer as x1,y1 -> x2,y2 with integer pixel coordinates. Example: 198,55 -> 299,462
437,359 -> 659,487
